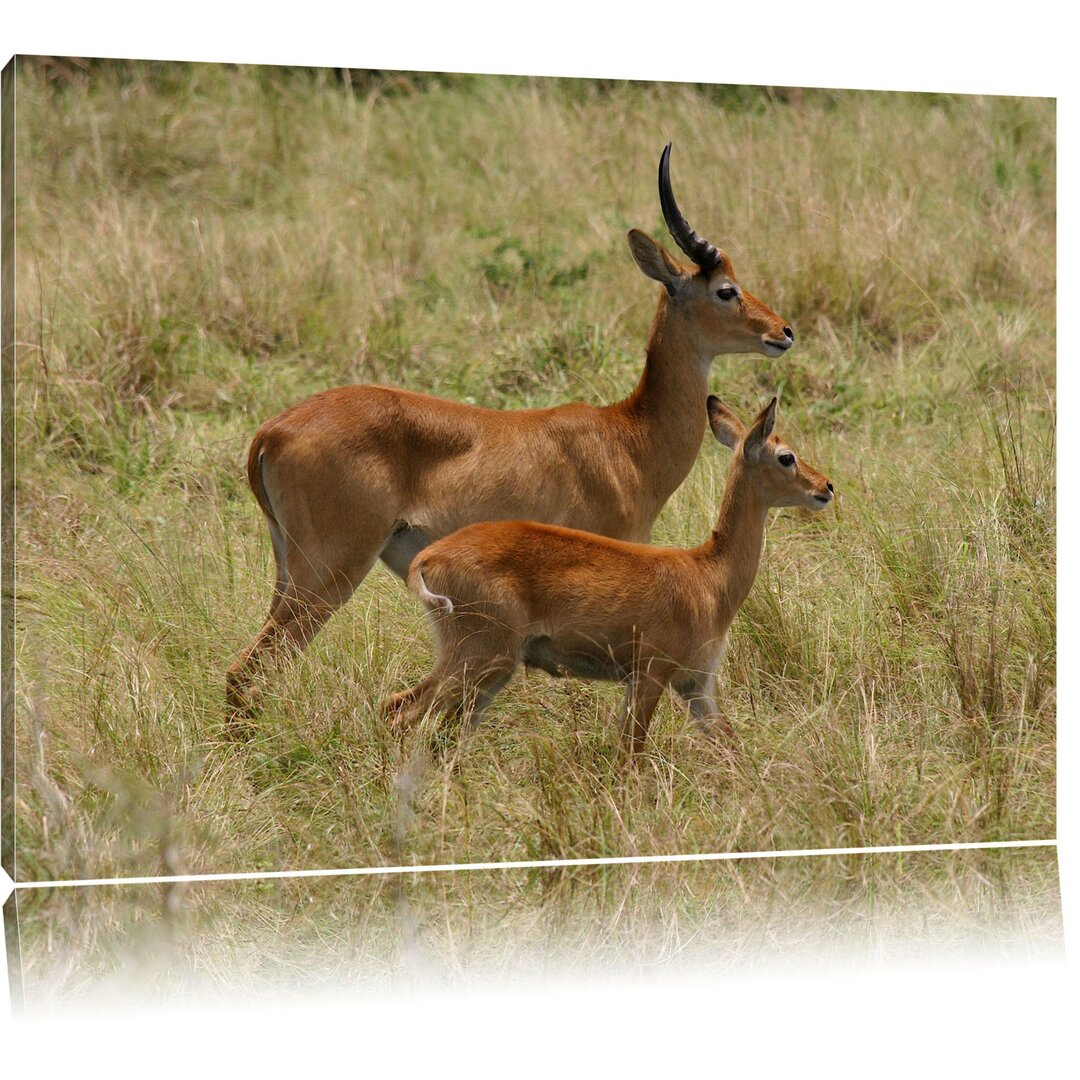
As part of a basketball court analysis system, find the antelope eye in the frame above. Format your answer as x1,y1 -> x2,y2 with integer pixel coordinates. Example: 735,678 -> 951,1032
778,452 -> 795,467
716,285 -> 738,301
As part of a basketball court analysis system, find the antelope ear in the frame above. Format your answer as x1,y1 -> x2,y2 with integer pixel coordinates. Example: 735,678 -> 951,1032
744,397 -> 778,456
707,395 -> 746,450
627,229 -> 691,297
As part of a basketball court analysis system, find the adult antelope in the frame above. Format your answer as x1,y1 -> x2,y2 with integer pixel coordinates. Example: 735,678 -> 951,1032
385,396 -> 833,756
227,145 -> 794,720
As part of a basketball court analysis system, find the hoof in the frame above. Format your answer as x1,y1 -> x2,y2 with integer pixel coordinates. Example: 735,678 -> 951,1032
709,718 -> 736,742
382,688 -> 420,727
224,679 -> 260,740
222,712 -> 259,741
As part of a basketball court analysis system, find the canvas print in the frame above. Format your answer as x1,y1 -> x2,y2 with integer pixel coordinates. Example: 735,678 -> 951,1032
5,59 -> 1055,884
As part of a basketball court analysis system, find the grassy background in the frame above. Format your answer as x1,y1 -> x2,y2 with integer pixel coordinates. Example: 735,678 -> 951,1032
12,61 -> 1055,880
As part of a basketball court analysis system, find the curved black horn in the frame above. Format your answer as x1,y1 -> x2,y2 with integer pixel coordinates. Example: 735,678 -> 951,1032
658,143 -> 723,272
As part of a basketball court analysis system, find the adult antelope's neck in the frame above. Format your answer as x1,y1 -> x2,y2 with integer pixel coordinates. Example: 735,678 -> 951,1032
616,290 -> 712,503
705,461 -> 771,610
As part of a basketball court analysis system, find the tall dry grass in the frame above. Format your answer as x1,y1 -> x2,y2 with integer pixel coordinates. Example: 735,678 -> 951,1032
9,848 -> 1064,1009
12,61 -> 1055,880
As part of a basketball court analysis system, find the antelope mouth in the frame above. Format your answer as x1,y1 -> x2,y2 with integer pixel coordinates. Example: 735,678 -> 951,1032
813,493 -> 833,506
762,337 -> 793,357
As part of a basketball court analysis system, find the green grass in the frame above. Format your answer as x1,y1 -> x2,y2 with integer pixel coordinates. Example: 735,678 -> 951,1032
12,61 -> 1055,880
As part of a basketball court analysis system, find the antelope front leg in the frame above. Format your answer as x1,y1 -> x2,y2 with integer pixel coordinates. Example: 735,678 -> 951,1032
675,673 -> 736,743
618,667 -> 670,759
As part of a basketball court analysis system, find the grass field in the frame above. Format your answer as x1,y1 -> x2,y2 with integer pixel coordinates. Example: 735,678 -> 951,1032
8,847 -> 1064,1007
11,61 -> 1056,881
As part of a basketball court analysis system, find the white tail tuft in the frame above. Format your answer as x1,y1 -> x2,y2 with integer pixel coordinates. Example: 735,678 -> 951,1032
415,568 -> 454,614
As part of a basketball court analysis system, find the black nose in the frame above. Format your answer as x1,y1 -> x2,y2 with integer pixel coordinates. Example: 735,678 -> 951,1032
827,481 -> 834,492
783,326 -> 794,341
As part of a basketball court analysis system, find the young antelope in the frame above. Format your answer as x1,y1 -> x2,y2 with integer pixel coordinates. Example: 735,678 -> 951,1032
384,396 -> 833,757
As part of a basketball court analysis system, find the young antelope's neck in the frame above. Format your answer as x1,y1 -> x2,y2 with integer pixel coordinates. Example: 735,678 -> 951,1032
703,460 -> 771,610
618,291 -> 713,500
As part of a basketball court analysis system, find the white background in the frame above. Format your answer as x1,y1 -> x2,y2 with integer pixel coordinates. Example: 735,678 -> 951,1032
1,2 -> 1075,1073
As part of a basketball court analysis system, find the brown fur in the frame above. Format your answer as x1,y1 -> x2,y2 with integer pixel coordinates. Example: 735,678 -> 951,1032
226,210 -> 792,723
384,398 -> 833,758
